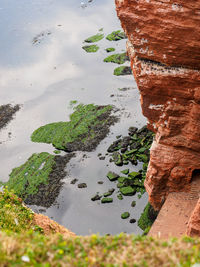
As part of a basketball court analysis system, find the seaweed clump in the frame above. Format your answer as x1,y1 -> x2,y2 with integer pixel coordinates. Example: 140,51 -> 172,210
0,104 -> 20,130
82,45 -> 99,53
106,30 -> 127,41
31,104 -> 118,152
138,203 -> 158,232
114,66 -> 132,76
84,33 -> 104,43
103,52 -> 129,64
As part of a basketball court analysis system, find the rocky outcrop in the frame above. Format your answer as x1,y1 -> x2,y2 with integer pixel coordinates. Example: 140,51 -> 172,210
187,198 -> 200,237
115,0 -> 200,210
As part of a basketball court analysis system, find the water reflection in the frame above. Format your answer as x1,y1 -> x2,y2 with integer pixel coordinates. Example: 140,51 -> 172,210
0,0 -> 147,235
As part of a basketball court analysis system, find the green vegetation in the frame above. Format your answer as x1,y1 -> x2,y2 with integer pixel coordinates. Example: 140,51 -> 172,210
105,47 -> 115,52
114,66 -> 132,76
0,188 -> 34,233
104,52 -> 129,64
106,30 -> 127,41
5,152 -> 56,200
0,231 -> 200,266
84,33 -> 104,43
31,104 -> 117,152
120,186 -> 136,196
121,212 -> 130,219
82,45 -> 99,53
138,203 -> 158,232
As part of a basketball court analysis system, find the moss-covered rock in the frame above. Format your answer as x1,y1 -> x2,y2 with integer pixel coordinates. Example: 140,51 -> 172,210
5,152 -> 74,207
82,45 -> 99,53
113,66 -> 132,76
105,47 -> 115,52
121,212 -> 130,219
84,33 -> 104,43
101,197 -> 113,203
103,52 -> 129,64
106,30 -> 127,41
107,171 -> 119,181
138,203 -> 158,231
120,186 -> 136,196
31,104 -> 118,152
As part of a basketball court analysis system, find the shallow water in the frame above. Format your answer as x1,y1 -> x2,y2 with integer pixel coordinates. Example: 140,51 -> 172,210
0,0 -> 147,235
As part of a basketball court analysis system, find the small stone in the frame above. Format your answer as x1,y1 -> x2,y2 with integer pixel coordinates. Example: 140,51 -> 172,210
131,201 -> 136,207
98,181 -> 103,184
99,156 -> 105,160
78,183 -> 87,188
121,212 -> 130,219
129,218 -> 136,223
103,188 -> 115,197
107,171 -> 119,181
91,194 -> 102,201
101,197 -> 113,203
71,179 -> 78,184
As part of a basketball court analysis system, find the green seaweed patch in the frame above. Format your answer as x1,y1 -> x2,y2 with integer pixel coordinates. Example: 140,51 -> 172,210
105,47 -> 115,53
31,104 -> 118,152
6,152 -> 74,207
120,186 -> 136,196
114,66 -> 132,76
84,33 -> 104,43
101,197 -> 113,203
82,45 -> 99,53
106,30 -> 127,41
104,52 -> 129,64
121,212 -> 130,219
138,203 -> 158,232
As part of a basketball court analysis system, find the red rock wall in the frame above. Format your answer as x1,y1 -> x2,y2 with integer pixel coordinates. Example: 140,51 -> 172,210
116,0 -> 200,210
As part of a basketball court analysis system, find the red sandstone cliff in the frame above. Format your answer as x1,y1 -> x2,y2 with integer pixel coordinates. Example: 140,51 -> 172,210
115,0 -> 200,210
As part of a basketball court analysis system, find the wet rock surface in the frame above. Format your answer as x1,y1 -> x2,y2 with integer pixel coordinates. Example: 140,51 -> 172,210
0,104 -> 20,130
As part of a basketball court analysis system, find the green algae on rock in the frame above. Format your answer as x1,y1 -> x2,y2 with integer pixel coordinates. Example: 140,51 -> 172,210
103,52 -> 129,64
82,45 -> 99,53
5,152 -> 74,207
113,66 -> 132,76
106,30 -> 127,41
121,212 -> 130,219
84,33 -> 104,43
105,47 -> 115,53
138,203 -> 158,232
101,197 -> 113,203
31,104 -> 118,152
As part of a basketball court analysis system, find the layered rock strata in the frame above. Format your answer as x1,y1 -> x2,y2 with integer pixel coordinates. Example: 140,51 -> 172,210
115,0 -> 200,210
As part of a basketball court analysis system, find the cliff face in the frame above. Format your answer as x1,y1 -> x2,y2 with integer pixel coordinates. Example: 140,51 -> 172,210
115,0 -> 200,210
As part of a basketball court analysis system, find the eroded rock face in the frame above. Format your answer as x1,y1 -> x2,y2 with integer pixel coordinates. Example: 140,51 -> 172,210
187,199 -> 200,237
116,0 -> 200,210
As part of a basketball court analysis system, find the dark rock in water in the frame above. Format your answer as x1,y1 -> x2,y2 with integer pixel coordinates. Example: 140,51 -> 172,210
71,179 -> 78,184
129,218 -> 136,224
128,127 -> 138,136
98,181 -> 104,184
117,193 -> 123,200
101,197 -> 113,203
121,212 -> 130,219
91,194 -> 102,201
78,183 -> 87,188
99,156 -> 105,160
107,140 -> 121,153
103,188 -> 115,197
106,30 -> 127,41
0,104 -> 20,130
107,171 -> 119,181
131,201 -> 136,207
